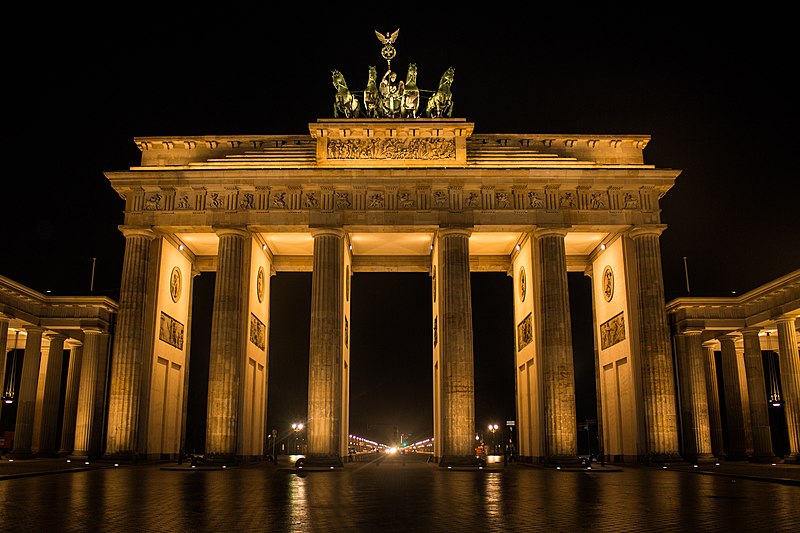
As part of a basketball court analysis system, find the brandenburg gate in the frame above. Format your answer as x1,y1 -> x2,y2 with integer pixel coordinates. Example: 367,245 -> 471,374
100,33 -> 685,468
103,112 -> 686,467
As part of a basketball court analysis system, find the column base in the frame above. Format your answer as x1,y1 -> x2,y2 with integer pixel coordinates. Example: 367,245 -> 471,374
749,454 -> 782,464
100,451 -> 138,464
295,454 -> 343,470
645,452 -> 685,464
543,454 -> 582,467
7,450 -> 34,460
439,455 -> 487,470
685,452 -> 717,464
781,452 -> 800,464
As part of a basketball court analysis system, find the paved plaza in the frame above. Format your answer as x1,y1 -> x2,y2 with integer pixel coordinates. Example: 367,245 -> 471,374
0,454 -> 798,532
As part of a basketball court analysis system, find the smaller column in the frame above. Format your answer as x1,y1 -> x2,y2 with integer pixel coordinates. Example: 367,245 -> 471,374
742,328 -> 778,462
59,339 -> 83,456
677,331 -> 714,463
71,328 -> 108,460
702,341 -> 725,460
35,333 -> 67,456
719,334 -> 748,460
776,315 -> 800,463
10,326 -> 45,459
0,314 -> 11,423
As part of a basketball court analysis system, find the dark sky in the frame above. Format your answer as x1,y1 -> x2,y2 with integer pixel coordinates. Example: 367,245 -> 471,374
4,9 -> 798,448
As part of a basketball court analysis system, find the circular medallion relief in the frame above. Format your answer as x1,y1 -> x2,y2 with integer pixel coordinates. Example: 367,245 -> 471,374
518,267 -> 527,302
169,266 -> 182,303
602,265 -> 614,302
257,266 -> 265,303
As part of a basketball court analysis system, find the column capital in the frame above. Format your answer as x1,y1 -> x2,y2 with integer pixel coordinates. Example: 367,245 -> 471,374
46,333 -> 68,342
741,327 -> 762,336
702,340 -> 719,349
118,225 -> 157,239
627,224 -> 667,239
776,314 -> 800,325
719,332 -> 742,342
24,325 -> 46,335
65,338 -> 83,348
534,225 -> 570,238
81,327 -> 104,336
213,226 -> 250,239
681,328 -> 704,336
438,227 -> 472,238
309,227 -> 345,238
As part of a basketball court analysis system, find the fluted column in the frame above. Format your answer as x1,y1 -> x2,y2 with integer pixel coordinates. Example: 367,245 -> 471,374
36,333 -> 67,456
720,334 -> 748,459
536,227 -> 578,463
206,227 -> 250,460
0,314 -> 10,423
59,339 -> 83,455
10,326 -> 45,458
677,331 -> 714,462
72,329 -> 108,459
306,228 -> 345,466
105,227 -> 156,458
702,341 -> 725,459
629,225 -> 680,461
436,228 -> 477,467
776,315 -> 800,463
741,328 -> 777,462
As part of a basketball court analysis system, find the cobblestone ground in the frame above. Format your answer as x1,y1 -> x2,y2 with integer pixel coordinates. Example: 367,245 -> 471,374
1,456 -> 798,532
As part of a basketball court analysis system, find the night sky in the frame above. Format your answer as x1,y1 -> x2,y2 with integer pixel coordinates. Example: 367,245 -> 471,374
4,9 -> 798,449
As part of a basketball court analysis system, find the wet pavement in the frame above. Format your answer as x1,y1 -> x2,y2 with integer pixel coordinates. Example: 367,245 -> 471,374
1,454 -> 799,532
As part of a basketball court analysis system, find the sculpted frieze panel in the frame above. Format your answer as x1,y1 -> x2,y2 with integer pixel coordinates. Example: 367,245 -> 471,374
398,191 -> 416,209
600,311 -> 626,350
159,311 -> 184,350
250,313 -> 266,351
326,137 -> 456,160
271,191 -> 287,209
335,191 -> 352,209
464,191 -> 480,208
495,191 -> 512,209
527,191 -> 544,209
517,313 -> 533,351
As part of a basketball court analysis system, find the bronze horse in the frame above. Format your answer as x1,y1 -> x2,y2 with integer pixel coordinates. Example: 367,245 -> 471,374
425,66 -> 455,118
332,69 -> 360,118
363,66 -> 380,118
401,63 -> 420,118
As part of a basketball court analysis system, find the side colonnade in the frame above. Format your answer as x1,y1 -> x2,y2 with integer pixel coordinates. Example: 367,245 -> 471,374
668,270 -> 800,464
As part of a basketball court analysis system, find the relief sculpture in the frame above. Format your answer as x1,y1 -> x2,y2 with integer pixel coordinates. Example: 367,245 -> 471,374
600,312 -> 626,350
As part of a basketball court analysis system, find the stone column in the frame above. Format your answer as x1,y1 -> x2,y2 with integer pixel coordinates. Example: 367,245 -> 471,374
677,331 -> 714,463
59,339 -> 83,455
205,227 -> 250,461
0,314 -> 10,423
105,227 -> 156,458
72,329 -> 109,459
776,315 -> 800,463
306,228 -> 345,467
741,328 -> 777,462
719,334 -> 748,459
628,225 -> 681,461
437,227 -> 478,467
535,227 -> 578,463
35,333 -> 67,456
10,326 -> 45,458
702,341 -> 725,460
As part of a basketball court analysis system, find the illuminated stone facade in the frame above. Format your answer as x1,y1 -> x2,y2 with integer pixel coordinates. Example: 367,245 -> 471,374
101,118 -> 684,466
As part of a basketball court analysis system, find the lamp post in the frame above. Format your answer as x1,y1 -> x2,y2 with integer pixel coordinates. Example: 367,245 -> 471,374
292,423 -> 304,454
488,424 -> 499,455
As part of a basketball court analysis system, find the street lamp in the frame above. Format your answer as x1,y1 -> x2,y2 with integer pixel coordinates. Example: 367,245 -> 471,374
488,424 -> 499,454
292,423 -> 304,454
